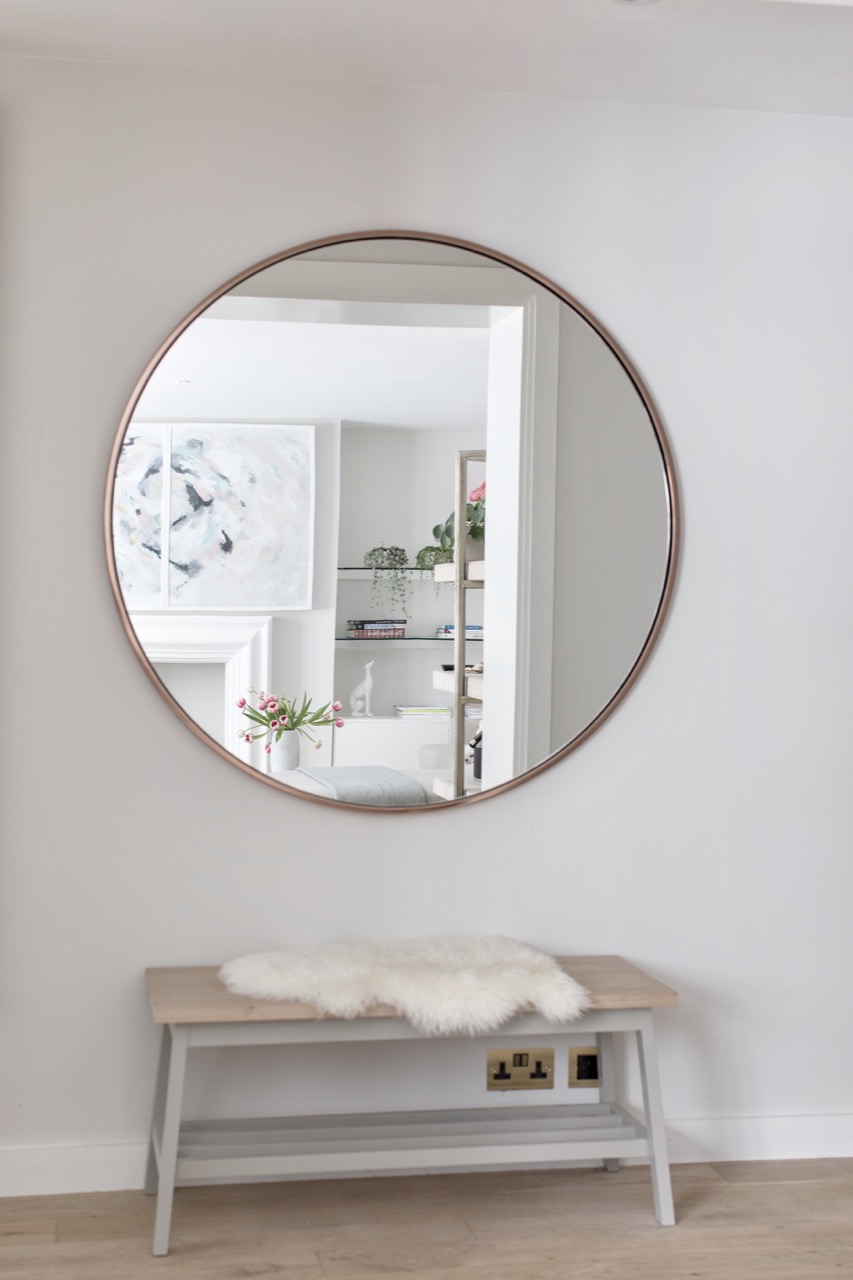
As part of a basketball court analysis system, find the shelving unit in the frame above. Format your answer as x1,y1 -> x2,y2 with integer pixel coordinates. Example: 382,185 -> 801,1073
332,716 -> 450,770
432,449 -> 485,800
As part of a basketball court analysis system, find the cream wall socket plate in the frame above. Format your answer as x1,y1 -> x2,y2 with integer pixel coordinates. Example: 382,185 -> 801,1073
486,1047 -> 555,1090
569,1045 -> 600,1087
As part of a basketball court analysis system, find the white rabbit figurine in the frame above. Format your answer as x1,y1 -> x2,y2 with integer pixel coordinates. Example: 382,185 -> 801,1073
348,661 -> 374,717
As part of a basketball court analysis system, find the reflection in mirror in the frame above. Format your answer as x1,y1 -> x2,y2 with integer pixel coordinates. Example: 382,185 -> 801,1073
107,233 -> 677,809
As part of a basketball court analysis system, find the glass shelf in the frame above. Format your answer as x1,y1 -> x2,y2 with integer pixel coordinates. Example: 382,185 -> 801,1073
337,567 -> 446,580
335,637 -> 483,649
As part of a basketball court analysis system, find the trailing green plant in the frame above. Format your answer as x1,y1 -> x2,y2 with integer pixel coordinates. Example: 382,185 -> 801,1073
415,543 -> 454,597
415,544 -> 453,571
363,544 -> 410,616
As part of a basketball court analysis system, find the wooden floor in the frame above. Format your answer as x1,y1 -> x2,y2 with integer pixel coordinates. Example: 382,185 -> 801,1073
1,1160 -> 851,1279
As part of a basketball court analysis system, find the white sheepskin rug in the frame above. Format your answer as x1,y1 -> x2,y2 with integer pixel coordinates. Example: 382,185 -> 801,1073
219,936 -> 589,1035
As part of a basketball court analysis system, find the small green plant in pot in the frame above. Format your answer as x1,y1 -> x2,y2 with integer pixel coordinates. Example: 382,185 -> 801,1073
432,481 -> 486,559
363,544 -> 410,616
415,543 -> 454,596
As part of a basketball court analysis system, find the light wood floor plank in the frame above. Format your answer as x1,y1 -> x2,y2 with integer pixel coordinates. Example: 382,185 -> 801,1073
711,1156 -> 853,1184
0,1162 -> 850,1278
0,1219 -> 56,1246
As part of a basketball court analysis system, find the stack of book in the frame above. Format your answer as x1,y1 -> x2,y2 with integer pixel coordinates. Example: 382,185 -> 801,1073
346,618 -> 406,639
435,624 -> 484,641
394,706 -> 452,720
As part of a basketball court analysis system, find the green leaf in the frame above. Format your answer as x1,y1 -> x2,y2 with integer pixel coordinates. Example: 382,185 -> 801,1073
242,707 -> 269,727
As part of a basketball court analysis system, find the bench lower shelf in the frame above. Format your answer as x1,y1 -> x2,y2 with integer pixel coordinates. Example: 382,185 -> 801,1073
152,1101 -> 649,1185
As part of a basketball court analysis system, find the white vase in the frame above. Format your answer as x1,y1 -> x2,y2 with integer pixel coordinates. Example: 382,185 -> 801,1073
269,732 -> 300,773
464,532 -> 484,564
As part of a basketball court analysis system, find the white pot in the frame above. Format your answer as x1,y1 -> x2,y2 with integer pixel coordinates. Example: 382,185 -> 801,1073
269,731 -> 300,773
464,532 -> 485,563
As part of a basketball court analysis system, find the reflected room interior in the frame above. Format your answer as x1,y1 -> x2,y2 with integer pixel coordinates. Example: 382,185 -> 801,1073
109,235 -> 675,808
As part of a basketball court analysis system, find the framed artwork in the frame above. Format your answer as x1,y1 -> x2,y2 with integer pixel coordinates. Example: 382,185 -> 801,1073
113,423 -> 315,610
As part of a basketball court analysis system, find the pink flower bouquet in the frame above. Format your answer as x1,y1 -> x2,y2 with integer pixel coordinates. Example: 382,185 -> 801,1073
238,691 -> 344,753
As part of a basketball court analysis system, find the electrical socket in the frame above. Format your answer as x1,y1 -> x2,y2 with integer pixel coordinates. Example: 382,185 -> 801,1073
486,1047 -> 555,1091
568,1045 -> 600,1087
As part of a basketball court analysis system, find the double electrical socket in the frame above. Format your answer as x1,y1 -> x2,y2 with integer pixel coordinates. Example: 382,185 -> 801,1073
486,1048 -> 555,1090
486,1046 -> 600,1091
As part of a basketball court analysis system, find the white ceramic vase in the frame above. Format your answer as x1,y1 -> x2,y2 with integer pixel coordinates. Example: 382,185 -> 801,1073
464,532 -> 484,564
269,731 -> 300,773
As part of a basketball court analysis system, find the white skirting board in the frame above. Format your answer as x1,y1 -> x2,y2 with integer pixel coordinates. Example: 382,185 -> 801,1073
2,1113 -> 853,1197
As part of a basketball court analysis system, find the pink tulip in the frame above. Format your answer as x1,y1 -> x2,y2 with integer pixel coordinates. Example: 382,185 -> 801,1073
469,481 -> 486,503
264,743 -> 272,754
244,733 -> 253,743
335,718 -> 345,728
236,697 -> 246,708
280,716 -> 288,726
332,701 -> 342,712
267,698 -> 279,712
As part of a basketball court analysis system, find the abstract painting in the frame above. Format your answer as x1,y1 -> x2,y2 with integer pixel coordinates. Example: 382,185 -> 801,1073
113,423 -> 315,610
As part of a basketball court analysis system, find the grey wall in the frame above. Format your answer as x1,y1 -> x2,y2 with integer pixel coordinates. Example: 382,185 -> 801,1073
550,308 -> 671,748
1,56 -> 852,1191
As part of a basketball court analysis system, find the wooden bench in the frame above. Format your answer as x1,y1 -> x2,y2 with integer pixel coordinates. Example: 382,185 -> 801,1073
144,955 -> 678,1255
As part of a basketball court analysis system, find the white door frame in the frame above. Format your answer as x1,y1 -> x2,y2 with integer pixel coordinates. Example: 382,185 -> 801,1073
224,259 -> 559,778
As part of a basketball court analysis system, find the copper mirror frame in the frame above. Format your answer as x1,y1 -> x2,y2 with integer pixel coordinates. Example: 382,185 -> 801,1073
105,230 -> 679,811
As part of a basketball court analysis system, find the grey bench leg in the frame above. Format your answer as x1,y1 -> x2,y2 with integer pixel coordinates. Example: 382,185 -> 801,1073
144,1027 -> 172,1196
635,1010 -> 675,1226
596,1031 -> 620,1172
151,1024 -> 189,1256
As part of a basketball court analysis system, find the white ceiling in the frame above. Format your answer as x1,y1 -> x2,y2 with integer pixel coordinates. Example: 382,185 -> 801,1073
133,315 -> 492,431
1,0 -> 853,118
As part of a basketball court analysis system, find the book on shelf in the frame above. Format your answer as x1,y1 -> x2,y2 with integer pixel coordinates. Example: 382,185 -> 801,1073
347,619 -> 407,628
394,705 -> 452,719
435,624 -> 484,638
347,627 -> 406,639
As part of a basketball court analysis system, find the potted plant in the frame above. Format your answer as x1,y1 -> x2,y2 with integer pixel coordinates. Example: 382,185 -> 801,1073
363,544 -> 410,616
432,481 -> 486,560
238,690 -> 345,771
414,543 -> 454,596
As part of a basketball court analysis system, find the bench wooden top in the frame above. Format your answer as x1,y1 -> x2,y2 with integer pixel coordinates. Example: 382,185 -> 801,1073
146,956 -> 677,1026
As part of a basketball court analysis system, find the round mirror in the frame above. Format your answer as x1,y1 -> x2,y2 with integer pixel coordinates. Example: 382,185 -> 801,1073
106,232 -> 678,810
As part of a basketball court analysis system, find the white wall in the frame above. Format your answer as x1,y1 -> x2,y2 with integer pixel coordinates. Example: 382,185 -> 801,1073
1,56 -> 852,1193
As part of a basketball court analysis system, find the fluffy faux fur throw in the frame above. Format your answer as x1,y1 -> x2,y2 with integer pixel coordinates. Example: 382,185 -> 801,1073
219,936 -> 589,1035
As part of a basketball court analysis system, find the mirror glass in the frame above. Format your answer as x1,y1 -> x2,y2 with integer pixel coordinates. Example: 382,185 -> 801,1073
107,233 -> 677,809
